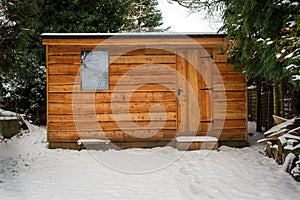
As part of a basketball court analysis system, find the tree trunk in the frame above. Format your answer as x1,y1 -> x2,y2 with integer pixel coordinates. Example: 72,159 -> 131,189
274,80 -> 280,117
279,82 -> 284,118
256,77 -> 262,132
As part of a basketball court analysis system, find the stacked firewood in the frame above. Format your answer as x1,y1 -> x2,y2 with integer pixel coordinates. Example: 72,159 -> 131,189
258,116 -> 300,182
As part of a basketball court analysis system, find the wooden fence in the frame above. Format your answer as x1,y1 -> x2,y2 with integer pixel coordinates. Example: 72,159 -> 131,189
248,85 -> 297,130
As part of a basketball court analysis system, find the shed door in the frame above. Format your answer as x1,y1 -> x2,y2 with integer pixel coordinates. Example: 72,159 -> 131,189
176,49 -> 212,135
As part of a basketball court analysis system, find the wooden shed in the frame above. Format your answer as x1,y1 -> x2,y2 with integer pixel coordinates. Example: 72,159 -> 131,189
42,33 -> 248,150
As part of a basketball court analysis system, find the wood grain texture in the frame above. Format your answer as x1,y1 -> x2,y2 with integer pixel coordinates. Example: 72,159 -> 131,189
45,36 -> 248,146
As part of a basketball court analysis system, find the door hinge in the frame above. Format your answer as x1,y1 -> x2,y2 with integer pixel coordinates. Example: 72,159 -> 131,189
199,56 -> 212,59
199,88 -> 213,91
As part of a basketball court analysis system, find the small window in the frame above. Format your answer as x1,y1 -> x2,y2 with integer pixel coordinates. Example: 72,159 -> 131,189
81,50 -> 109,90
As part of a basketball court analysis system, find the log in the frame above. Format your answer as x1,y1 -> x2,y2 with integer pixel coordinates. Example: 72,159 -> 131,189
257,137 -> 278,144
282,153 -> 297,173
264,118 -> 300,138
273,145 -> 279,162
266,129 -> 289,139
287,126 -> 300,136
272,115 -> 288,125
291,160 -> 300,182
278,136 -> 287,153
266,142 -> 272,157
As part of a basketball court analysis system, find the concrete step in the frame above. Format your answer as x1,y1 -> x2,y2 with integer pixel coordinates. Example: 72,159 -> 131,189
176,136 -> 218,150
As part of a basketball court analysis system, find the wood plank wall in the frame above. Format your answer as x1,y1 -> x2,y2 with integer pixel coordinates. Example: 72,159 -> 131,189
212,52 -> 247,142
45,38 -> 247,148
47,46 -> 177,143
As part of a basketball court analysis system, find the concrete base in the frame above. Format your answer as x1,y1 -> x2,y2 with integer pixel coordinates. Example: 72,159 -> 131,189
48,140 -> 249,150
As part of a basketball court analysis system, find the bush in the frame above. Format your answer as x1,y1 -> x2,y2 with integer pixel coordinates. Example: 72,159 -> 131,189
1,52 -> 46,124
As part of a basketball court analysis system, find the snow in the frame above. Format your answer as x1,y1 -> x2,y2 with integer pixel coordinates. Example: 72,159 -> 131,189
1,123 -> 300,200
285,52 -> 294,59
283,133 -> 300,140
285,143 -> 300,151
77,139 -> 111,145
282,0 -> 290,4
282,153 -> 297,173
176,136 -> 218,142
291,166 -> 300,177
291,2 -> 299,6
247,85 -> 256,90
288,126 -> 300,134
0,108 -> 18,117
264,118 -> 299,137
278,135 -> 287,145
286,64 -> 298,70
0,108 -> 19,120
287,20 -> 296,27
0,116 -> 18,121
276,53 -> 282,59
292,75 -> 300,81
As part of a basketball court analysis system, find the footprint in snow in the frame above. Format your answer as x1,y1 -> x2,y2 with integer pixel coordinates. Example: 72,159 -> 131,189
189,183 -> 202,195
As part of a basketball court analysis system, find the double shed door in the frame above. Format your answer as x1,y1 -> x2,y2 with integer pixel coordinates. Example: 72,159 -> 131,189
108,47 -> 212,139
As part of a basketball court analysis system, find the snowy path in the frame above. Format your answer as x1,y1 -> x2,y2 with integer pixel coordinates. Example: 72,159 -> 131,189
0,126 -> 299,200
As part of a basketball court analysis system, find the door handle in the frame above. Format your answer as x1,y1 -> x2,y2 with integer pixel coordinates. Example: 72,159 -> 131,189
177,89 -> 181,96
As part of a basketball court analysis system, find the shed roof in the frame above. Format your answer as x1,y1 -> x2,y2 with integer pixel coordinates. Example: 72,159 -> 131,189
41,32 -> 226,39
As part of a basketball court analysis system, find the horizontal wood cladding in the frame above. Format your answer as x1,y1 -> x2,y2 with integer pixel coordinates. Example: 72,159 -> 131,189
111,55 -> 175,64
212,129 -> 247,141
213,100 -> 246,111
48,63 -> 176,75
48,74 -> 176,86
48,55 -> 175,65
214,111 -> 247,119
48,91 -> 176,103
213,74 -> 246,84
214,119 -> 247,129
45,38 -> 248,146
48,121 -> 176,131
48,45 -> 176,56
213,83 -> 246,91
48,84 -> 176,92
48,112 -> 176,122
214,63 -> 235,73
213,91 -> 246,101
48,101 -> 176,115
195,128 -> 246,141
110,64 -> 176,75
48,129 -> 177,143
48,55 -> 80,64
48,64 -> 79,75
47,129 -> 246,144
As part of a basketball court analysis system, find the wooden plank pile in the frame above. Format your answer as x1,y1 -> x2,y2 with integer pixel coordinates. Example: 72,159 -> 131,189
258,116 -> 300,181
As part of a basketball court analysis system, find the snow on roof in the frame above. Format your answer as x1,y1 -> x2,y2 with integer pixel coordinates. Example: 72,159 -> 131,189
0,108 -> 18,117
0,116 -> 18,121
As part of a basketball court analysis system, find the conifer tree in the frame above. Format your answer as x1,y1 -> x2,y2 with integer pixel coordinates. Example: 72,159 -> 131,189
172,0 -> 299,116
125,0 -> 167,32
0,0 -> 166,123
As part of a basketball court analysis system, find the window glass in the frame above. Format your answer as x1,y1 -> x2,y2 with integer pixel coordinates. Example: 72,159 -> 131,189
81,50 -> 109,90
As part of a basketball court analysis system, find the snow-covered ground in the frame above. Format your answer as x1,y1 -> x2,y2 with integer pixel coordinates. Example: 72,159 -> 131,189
1,122 -> 299,200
